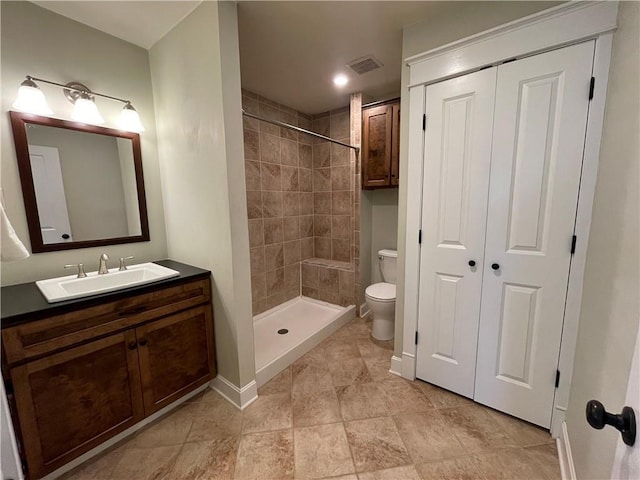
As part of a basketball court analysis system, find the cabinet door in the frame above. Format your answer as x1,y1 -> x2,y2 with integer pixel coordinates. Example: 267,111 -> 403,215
10,331 -> 144,479
474,41 -> 594,428
416,68 -> 497,397
390,103 -> 400,186
362,105 -> 392,188
136,306 -> 215,415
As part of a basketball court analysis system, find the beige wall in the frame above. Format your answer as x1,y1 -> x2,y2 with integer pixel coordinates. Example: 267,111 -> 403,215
565,3 -> 640,478
395,1 -> 561,355
359,183 -> 373,308
150,1 -> 255,389
368,189 -> 399,285
0,1 -> 166,285
117,137 -> 141,236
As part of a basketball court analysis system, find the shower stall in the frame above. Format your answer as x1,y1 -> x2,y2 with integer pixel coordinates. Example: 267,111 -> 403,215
242,90 -> 362,386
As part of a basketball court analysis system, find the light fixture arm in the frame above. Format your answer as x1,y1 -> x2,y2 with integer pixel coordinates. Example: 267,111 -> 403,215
25,75 -> 132,105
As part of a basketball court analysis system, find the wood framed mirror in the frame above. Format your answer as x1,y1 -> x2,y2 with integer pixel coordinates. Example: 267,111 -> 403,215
9,111 -> 150,253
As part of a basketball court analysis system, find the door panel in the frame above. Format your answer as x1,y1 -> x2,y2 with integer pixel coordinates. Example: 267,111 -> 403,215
362,105 -> 393,187
136,306 -> 215,414
416,67 -> 497,397
505,74 -> 561,253
474,41 -> 595,427
10,331 -> 143,479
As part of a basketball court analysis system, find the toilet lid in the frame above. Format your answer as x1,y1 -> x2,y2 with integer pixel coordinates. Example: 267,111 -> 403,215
366,282 -> 396,301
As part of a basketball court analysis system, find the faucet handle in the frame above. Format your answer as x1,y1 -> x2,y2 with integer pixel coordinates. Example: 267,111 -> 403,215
65,263 -> 87,278
119,256 -> 135,271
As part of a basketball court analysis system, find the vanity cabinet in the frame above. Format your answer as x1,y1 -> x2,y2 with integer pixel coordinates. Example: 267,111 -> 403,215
0,262 -> 215,480
362,99 -> 400,189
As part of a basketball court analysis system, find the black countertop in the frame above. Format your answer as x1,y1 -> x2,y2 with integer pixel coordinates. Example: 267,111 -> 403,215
1,260 -> 210,327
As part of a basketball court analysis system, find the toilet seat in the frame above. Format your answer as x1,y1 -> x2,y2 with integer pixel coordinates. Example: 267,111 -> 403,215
365,282 -> 396,302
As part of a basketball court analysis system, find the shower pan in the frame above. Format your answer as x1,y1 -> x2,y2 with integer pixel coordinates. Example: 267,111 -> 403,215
254,296 -> 355,386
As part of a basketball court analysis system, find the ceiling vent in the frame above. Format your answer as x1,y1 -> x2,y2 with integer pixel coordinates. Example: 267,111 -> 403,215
346,55 -> 383,75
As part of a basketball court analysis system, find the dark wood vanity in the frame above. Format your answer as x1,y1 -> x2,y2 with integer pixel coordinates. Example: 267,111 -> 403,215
1,260 -> 216,479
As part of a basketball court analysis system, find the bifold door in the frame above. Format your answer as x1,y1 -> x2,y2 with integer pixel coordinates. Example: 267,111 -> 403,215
416,41 -> 595,427
415,68 -> 496,398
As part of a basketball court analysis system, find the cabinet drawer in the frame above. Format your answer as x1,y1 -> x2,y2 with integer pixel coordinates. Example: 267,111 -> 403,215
2,278 -> 211,365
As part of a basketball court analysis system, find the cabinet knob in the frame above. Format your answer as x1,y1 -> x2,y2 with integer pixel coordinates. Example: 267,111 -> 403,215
491,263 -> 500,270
128,341 -> 137,350
138,339 -> 148,346
468,260 -> 476,267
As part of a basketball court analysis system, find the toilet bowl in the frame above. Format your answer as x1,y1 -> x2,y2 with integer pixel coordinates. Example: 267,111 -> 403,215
365,249 -> 397,341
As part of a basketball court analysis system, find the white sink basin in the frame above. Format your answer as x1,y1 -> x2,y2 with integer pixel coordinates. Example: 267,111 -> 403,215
36,262 -> 180,303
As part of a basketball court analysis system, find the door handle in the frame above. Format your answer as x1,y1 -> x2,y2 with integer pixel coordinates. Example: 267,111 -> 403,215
128,341 -> 137,350
491,263 -> 500,270
468,260 -> 476,267
586,400 -> 636,446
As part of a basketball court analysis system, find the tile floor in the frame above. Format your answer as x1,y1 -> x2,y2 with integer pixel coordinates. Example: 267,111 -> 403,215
64,316 -> 560,479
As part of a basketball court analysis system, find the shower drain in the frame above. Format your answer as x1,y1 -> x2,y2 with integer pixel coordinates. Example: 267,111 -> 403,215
277,329 -> 289,335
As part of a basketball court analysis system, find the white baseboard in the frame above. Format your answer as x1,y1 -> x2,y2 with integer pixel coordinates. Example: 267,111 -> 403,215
389,355 -> 403,377
557,421 -> 577,480
41,383 -> 209,480
401,352 -> 416,380
211,375 -> 258,410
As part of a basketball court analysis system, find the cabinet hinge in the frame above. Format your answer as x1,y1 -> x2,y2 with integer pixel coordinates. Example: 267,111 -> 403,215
415,331 -> 419,345
589,77 -> 595,100
555,370 -> 561,388
418,229 -> 422,244
422,114 -> 426,131
571,235 -> 577,255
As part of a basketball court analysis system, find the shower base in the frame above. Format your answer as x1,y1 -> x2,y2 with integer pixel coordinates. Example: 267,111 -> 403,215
254,296 -> 355,387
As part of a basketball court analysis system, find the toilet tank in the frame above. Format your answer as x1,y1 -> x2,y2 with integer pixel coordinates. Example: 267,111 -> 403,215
378,249 -> 397,284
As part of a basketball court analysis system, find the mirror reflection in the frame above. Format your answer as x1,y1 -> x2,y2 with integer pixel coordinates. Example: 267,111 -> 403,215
10,112 -> 149,253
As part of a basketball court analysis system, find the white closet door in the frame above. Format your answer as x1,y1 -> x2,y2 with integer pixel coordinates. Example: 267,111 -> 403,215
416,68 -> 496,397
474,41 -> 595,427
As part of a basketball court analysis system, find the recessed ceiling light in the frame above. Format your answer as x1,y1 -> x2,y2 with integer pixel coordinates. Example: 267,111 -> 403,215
333,74 -> 348,87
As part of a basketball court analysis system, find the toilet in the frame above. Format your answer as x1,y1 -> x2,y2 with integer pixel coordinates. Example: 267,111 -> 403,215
365,249 -> 397,341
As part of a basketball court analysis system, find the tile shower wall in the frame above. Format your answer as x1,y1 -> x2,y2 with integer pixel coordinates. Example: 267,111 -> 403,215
351,93 -> 363,313
244,91 -> 359,314
311,108 -> 352,263
299,103 -> 359,308
243,90 -> 314,315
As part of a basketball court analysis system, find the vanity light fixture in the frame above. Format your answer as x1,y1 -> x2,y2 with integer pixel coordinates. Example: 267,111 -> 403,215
12,76 -> 145,132
71,92 -> 105,125
12,77 -> 53,115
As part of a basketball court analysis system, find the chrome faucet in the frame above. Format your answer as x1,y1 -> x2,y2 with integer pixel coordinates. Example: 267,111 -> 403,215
98,253 -> 110,274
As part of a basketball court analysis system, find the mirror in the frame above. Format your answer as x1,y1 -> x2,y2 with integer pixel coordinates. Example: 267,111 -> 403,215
9,111 -> 149,253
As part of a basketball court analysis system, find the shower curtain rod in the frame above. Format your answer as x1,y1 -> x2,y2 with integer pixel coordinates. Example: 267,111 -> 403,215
242,110 -> 360,153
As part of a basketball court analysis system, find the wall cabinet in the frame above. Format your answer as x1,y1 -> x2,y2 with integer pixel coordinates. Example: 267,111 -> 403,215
1,265 -> 215,479
362,100 -> 400,189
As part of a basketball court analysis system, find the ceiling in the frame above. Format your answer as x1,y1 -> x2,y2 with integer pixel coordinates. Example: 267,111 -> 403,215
237,1 -> 448,114
31,1 -> 201,49
31,1 -> 463,114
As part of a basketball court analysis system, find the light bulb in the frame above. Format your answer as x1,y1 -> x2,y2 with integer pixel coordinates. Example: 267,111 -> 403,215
12,79 -> 53,115
71,96 -> 104,125
333,74 -> 349,87
118,103 -> 144,132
